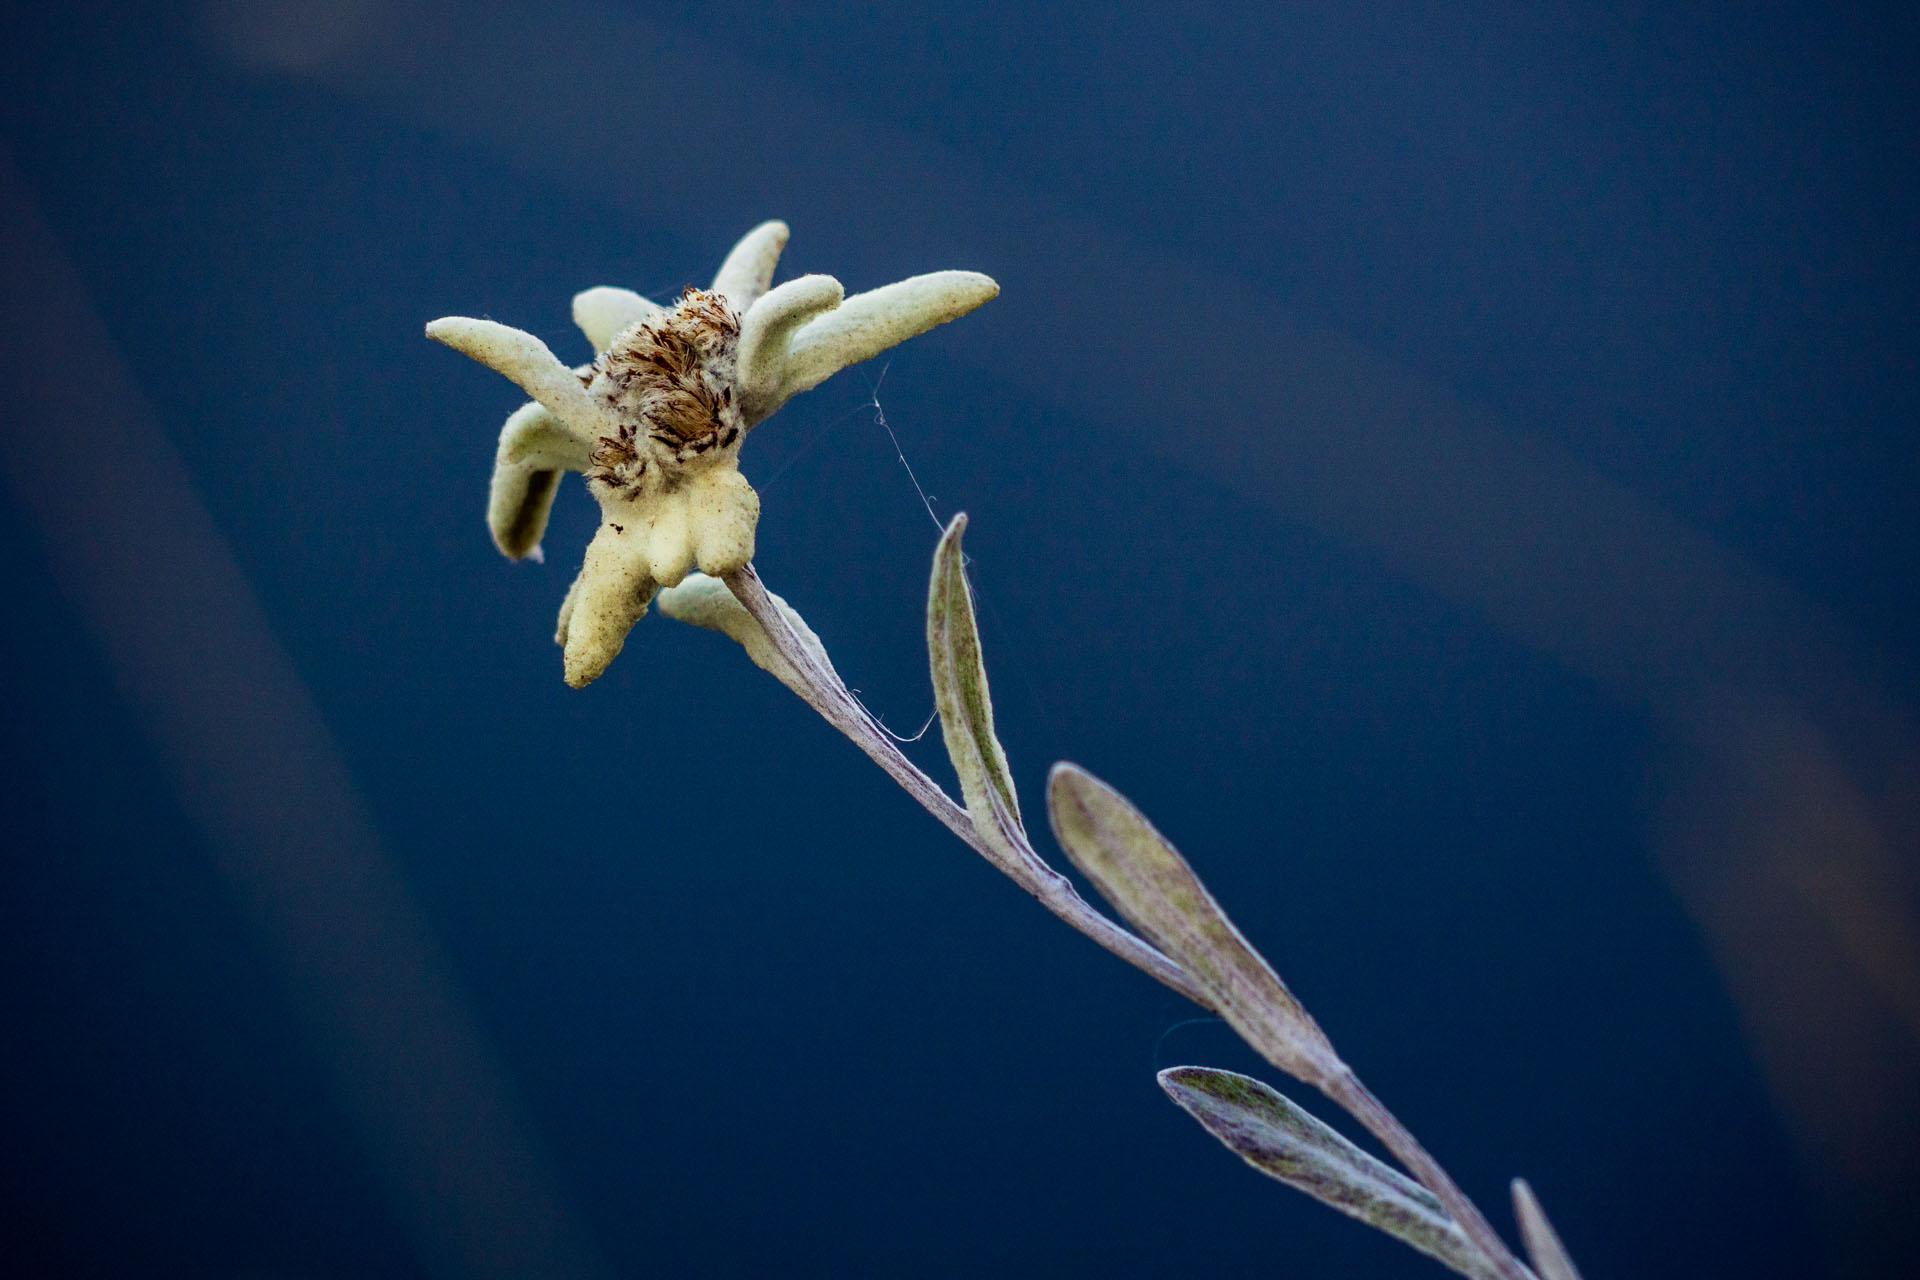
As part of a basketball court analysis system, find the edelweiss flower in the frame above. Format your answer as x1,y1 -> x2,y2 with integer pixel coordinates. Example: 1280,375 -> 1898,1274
427,221 -> 998,687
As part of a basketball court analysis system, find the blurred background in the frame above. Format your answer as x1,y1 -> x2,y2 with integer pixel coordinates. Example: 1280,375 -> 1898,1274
3,2 -> 1916,1276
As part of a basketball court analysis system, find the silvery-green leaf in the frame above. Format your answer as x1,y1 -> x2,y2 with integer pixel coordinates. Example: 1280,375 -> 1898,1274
928,513 -> 1025,846
1160,1067 -> 1504,1280
1511,1180 -> 1581,1280
1046,763 -> 1342,1086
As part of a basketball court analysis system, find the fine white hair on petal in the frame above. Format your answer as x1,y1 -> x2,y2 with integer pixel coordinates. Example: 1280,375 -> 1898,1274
709,220 -> 790,312
426,316 -> 617,442
736,274 -> 845,422
561,524 -> 657,688
572,287 -> 665,352
495,401 -> 593,472
777,270 -> 999,402
644,498 -> 695,588
487,402 -> 590,560
686,467 -> 759,576
658,572 -> 836,696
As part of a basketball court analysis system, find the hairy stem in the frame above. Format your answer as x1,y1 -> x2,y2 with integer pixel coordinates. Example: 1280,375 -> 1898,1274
723,565 -> 1207,1006
1325,1071 -> 1536,1280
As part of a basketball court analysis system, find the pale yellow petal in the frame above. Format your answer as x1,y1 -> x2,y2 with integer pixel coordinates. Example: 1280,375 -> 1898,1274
736,274 -> 845,424
572,286 -> 665,352
561,523 -> 657,688
644,497 -> 695,587
426,316 -> 616,441
488,402 -> 589,560
776,271 -> 999,405
709,220 -> 789,312
686,467 -> 760,576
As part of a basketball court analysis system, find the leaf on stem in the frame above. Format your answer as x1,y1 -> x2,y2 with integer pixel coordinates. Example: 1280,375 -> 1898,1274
1511,1179 -> 1582,1280
927,513 -> 1026,849
1160,1067 -> 1505,1280
1046,763 -> 1342,1086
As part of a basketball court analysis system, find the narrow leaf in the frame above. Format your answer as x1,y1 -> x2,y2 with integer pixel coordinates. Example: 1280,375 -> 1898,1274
1160,1067 -> 1503,1280
1047,763 -> 1341,1085
928,514 -> 1025,843
1511,1179 -> 1582,1280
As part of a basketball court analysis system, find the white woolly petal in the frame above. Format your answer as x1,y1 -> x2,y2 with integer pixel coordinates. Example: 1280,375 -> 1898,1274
656,575 -> 758,645
561,524 -> 657,688
488,402 -> 588,560
686,467 -> 760,575
555,563 -> 584,647
644,498 -> 695,587
572,286 -> 665,352
427,316 -> 616,441
736,274 -> 845,423
496,401 -> 592,471
777,271 -> 999,404
709,220 -> 790,312
659,572 -> 836,695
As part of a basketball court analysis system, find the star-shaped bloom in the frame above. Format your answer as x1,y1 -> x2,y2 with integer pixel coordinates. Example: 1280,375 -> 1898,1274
427,221 -> 998,687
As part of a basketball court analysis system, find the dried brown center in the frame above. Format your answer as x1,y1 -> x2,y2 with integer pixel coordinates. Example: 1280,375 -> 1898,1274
587,287 -> 745,496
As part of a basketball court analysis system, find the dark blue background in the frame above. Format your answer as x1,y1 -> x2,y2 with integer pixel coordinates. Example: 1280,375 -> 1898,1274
3,2 -> 1916,1277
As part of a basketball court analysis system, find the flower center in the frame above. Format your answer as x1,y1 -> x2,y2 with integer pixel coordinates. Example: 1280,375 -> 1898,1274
587,288 -> 745,497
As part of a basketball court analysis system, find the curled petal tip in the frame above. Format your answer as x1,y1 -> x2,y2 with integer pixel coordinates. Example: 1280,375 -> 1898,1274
712,220 -> 795,311
750,272 -> 846,316
487,403 -> 590,560
950,270 -> 1000,303
573,286 -> 664,351
737,274 -> 848,417
733,218 -> 790,256
930,270 -> 999,320
772,269 -> 1000,405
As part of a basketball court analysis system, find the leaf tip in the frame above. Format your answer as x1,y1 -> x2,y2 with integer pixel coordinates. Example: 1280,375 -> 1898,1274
1512,1177 -> 1583,1280
938,511 -> 969,548
1045,759 -> 1092,805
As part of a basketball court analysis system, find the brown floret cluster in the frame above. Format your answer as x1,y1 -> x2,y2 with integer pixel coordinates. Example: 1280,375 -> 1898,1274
588,288 -> 744,496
